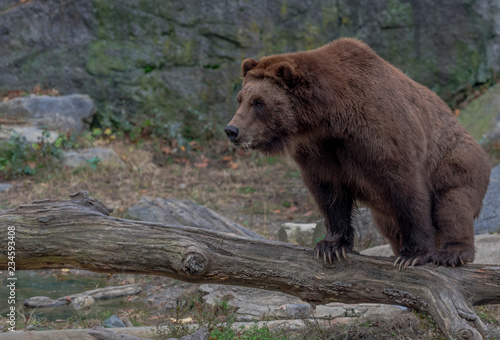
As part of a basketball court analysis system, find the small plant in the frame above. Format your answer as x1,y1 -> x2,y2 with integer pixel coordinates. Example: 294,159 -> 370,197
0,132 -> 63,179
86,156 -> 101,171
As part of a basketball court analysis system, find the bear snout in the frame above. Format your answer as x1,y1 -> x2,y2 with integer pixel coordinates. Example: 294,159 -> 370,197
224,125 -> 239,142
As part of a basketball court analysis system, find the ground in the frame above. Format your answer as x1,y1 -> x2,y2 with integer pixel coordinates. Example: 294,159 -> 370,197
0,137 -> 499,339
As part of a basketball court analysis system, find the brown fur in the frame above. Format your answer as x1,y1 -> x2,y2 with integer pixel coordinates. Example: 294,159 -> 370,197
225,38 -> 491,267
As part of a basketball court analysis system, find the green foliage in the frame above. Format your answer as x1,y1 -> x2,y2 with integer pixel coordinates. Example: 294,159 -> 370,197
67,310 -> 113,329
210,322 -> 288,340
238,186 -> 256,194
86,156 -> 101,171
0,132 -> 62,179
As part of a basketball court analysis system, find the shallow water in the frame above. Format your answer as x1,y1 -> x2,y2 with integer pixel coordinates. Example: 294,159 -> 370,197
0,269 -> 146,323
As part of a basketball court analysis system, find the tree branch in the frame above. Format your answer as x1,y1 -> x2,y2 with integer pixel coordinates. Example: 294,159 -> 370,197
1,192 -> 499,339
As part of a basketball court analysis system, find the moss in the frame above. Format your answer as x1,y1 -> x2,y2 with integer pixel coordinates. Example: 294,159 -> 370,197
86,40 -> 139,75
458,83 -> 500,140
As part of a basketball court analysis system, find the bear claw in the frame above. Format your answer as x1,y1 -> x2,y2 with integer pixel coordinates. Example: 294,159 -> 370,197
431,249 -> 473,267
314,240 -> 351,264
393,254 -> 431,271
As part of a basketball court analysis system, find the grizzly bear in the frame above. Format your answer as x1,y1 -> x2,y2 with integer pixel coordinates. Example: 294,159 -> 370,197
224,38 -> 490,268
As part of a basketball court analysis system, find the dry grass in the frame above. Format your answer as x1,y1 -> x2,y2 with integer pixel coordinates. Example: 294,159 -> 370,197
1,139 -> 321,239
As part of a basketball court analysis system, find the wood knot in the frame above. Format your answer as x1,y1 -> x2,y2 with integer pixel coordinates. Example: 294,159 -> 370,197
183,252 -> 208,276
69,191 -> 113,216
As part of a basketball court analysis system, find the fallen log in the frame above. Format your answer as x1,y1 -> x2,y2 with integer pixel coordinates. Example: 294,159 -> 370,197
0,191 -> 499,339
23,283 -> 141,308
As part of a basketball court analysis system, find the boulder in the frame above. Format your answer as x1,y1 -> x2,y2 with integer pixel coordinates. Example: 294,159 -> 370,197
0,94 -> 96,132
277,222 -> 317,247
72,295 -> 95,311
102,315 -> 127,328
475,164 -> 500,235
458,83 -> 500,141
0,126 -> 58,143
126,197 -> 265,240
199,284 -> 404,322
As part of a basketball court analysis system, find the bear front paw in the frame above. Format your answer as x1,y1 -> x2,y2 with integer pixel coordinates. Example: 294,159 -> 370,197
432,244 -> 474,267
314,239 -> 353,264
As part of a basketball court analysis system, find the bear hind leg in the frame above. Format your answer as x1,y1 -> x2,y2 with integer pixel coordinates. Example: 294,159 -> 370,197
433,188 -> 477,266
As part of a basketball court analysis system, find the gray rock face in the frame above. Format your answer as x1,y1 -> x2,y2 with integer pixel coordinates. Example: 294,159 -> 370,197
0,94 -> 96,132
475,164 -> 500,235
1,0 -> 498,140
126,196 -> 265,239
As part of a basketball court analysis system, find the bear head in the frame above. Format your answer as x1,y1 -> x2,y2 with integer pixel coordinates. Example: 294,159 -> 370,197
224,56 -> 305,155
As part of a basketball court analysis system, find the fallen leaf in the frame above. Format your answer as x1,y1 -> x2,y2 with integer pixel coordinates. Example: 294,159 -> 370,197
274,209 -> 281,214
229,161 -> 238,170
454,109 -> 460,116
303,210 -> 314,217
161,146 -> 172,155
287,206 -> 299,213
194,162 -> 208,168
222,156 -> 232,161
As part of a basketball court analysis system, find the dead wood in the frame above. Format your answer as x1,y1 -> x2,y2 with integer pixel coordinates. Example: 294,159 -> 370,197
24,284 -> 141,308
0,191 -> 499,340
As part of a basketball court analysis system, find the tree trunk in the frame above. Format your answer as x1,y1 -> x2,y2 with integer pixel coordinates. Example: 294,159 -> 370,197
0,192 -> 499,339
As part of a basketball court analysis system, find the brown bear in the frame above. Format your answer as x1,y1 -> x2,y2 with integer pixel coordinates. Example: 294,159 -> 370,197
224,38 -> 490,268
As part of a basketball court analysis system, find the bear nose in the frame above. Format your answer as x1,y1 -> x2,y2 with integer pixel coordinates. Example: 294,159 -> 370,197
224,125 -> 239,142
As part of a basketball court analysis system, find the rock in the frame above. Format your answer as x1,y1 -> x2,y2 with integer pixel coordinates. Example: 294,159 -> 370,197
126,197 -> 265,239
62,148 -> 125,168
360,244 -> 394,258
0,94 -> 96,132
89,326 -> 151,340
145,277 -> 197,310
474,234 -> 500,264
0,126 -> 58,143
166,328 -> 209,340
282,304 -> 313,319
0,183 -> 13,192
458,83 -> 500,141
475,164 -> 500,235
102,315 -> 126,328
278,222 -> 317,246
180,328 -> 209,340
313,206 -> 386,250
1,0 -> 498,141
72,295 -> 95,310
198,284 -> 402,322
361,234 -> 500,265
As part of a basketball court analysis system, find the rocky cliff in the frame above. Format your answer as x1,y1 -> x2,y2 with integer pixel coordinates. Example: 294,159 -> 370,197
1,0 -> 499,140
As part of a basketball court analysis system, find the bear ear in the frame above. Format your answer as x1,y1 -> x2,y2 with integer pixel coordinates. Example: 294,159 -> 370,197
242,58 -> 258,77
275,62 -> 301,89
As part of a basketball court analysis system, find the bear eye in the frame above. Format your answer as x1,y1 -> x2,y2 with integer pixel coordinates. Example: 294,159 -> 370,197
252,100 -> 264,108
